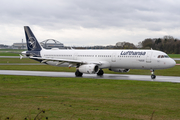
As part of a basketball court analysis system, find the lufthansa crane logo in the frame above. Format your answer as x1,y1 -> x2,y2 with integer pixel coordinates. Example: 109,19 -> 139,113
28,37 -> 36,50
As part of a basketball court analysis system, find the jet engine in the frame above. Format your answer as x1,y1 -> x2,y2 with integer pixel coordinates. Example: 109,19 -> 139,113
78,64 -> 99,74
109,68 -> 130,73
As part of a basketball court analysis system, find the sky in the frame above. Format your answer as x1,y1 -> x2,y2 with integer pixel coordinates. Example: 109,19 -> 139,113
0,0 -> 180,46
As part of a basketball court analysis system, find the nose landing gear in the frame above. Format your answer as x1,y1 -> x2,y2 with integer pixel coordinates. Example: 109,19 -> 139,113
151,69 -> 156,79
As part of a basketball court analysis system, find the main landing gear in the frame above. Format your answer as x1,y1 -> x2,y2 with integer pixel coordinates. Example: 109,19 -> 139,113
97,69 -> 104,76
75,69 -> 104,77
75,69 -> 83,77
151,69 -> 156,79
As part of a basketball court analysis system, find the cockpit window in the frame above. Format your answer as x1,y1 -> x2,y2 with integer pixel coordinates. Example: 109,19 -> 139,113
157,55 -> 169,58
164,55 -> 169,58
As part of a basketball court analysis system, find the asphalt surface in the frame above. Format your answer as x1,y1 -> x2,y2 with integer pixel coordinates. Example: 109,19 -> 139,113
173,58 -> 180,60
0,70 -> 179,83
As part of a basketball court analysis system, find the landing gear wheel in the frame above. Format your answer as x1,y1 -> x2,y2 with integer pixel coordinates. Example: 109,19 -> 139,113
97,69 -> 104,76
150,69 -> 156,79
75,70 -> 83,77
151,74 -> 156,79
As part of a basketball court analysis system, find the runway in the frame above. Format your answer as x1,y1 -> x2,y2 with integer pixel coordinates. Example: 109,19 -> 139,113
173,58 -> 180,60
0,70 -> 180,83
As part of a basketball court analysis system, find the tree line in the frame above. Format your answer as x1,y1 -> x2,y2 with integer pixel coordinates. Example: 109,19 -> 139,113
69,35 -> 180,54
141,36 -> 180,54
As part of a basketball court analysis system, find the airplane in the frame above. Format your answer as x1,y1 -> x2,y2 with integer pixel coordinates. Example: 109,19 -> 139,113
21,26 -> 176,79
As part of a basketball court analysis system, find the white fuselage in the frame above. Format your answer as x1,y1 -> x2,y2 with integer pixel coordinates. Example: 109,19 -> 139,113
40,49 -> 176,70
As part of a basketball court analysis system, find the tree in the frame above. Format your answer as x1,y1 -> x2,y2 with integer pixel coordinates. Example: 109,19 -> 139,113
142,38 -> 154,49
141,36 -> 180,54
155,38 -> 161,44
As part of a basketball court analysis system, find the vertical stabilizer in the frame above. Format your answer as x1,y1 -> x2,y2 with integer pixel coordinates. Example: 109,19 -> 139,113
24,26 -> 42,51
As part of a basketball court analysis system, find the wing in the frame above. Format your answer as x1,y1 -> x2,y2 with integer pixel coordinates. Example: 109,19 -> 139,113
30,56 -> 103,66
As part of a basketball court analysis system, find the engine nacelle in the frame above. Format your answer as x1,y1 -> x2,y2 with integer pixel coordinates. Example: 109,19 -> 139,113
109,68 -> 130,73
78,64 -> 99,74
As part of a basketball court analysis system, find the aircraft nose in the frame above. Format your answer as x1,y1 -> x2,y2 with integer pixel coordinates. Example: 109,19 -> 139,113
169,59 -> 176,68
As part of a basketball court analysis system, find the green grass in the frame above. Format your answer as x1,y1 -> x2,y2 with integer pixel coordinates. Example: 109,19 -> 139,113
0,52 -> 20,56
0,58 -> 39,63
176,60 -> 180,64
0,75 -> 180,120
0,49 -> 26,56
168,54 -> 180,58
0,49 -> 26,51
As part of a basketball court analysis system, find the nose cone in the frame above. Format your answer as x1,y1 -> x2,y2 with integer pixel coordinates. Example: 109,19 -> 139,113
168,59 -> 176,68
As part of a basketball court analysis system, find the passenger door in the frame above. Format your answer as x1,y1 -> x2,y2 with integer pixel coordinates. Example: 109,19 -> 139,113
111,53 -> 116,62
146,51 -> 152,63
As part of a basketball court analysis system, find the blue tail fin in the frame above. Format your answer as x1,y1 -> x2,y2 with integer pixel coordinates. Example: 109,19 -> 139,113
24,26 -> 42,51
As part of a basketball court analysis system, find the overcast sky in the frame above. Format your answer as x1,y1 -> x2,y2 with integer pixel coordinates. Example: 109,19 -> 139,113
0,0 -> 180,46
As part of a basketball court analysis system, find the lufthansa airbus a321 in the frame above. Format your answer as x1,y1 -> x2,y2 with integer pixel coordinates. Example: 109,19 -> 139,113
21,26 -> 176,79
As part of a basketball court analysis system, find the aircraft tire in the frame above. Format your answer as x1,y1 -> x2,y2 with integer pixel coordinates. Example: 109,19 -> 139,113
151,74 -> 156,79
97,69 -> 104,76
75,70 -> 83,77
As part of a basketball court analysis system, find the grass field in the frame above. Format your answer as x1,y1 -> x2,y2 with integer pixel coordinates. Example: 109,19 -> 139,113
0,58 -> 39,63
0,52 -> 20,56
0,50 -> 23,56
166,54 -> 180,58
0,75 -> 180,120
0,49 -> 25,51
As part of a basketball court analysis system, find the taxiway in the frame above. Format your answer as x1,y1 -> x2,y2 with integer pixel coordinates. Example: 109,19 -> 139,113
0,70 -> 179,83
